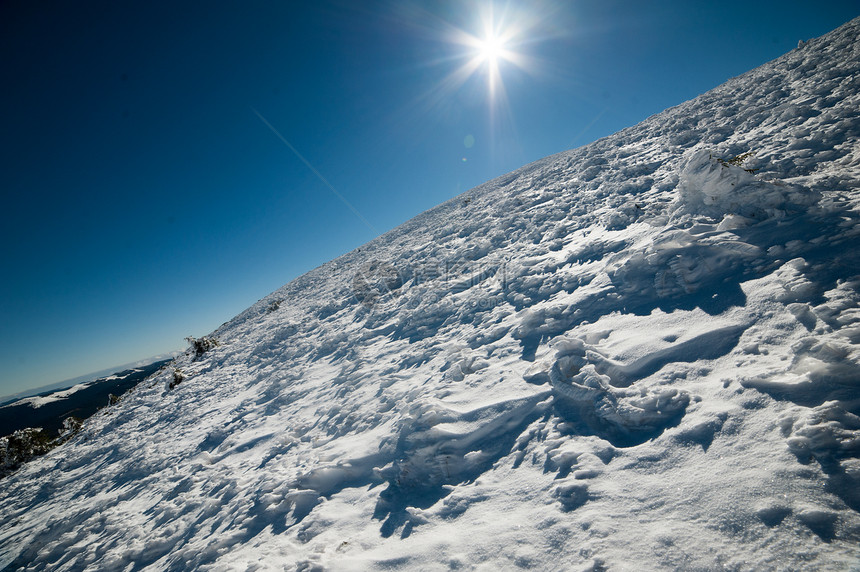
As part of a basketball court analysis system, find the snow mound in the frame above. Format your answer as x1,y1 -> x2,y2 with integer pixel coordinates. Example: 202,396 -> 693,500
674,148 -> 820,221
547,335 -> 691,446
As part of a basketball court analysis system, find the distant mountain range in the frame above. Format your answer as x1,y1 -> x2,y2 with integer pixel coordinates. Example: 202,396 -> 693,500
0,352 -> 180,407
0,359 -> 173,439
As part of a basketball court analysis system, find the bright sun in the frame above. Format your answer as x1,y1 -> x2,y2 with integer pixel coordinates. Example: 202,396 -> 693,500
472,25 -> 515,98
422,3 -> 542,113
478,33 -> 505,64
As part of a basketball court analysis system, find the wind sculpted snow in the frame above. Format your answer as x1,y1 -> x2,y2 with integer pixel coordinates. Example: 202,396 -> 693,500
2,18 -> 860,572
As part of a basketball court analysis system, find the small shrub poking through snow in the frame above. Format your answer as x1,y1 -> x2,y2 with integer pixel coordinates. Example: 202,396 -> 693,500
186,336 -> 218,358
59,417 -> 83,441
1,428 -> 56,478
717,151 -> 759,173
169,368 -> 186,390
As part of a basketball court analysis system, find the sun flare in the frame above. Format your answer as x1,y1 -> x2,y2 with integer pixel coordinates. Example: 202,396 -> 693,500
477,32 -> 505,64
411,2 -> 549,132
460,19 -> 520,101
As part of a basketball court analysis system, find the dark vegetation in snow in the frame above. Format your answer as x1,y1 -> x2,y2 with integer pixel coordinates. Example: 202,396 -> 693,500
185,336 -> 219,359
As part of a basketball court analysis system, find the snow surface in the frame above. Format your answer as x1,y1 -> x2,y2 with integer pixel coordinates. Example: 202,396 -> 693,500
2,18 -> 860,572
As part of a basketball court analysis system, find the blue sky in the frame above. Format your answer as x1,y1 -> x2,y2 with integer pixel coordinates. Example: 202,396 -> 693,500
1,0 -> 857,398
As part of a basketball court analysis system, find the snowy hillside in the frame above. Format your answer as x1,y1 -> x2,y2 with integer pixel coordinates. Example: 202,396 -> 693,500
2,18 -> 860,571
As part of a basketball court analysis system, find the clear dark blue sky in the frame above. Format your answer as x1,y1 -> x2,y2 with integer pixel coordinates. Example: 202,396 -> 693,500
1,0 -> 857,397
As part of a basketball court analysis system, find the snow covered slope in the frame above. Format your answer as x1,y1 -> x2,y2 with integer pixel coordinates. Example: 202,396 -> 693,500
2,18 -> 860,572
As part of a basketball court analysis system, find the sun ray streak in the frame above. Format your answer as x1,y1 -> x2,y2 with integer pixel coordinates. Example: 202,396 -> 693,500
251,107 -> 378,235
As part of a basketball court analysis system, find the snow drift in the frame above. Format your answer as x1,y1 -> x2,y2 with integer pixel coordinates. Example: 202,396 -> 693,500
2,17 -> 860,572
